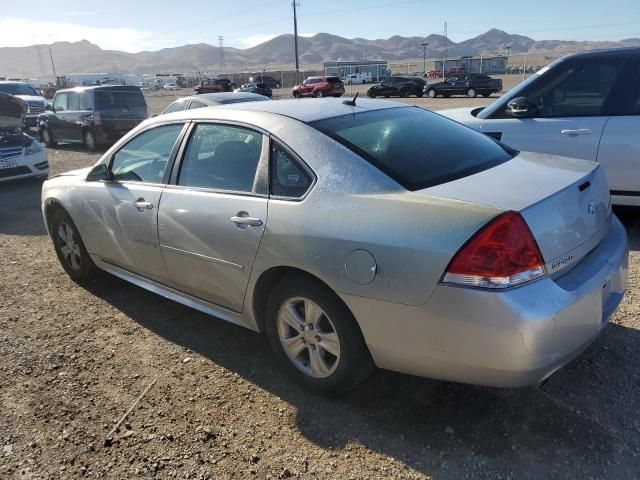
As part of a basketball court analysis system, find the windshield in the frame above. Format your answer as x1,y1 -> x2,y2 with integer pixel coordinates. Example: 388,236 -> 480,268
311,107 -> 515,191
0,83 -> 39,96
95,90 -> 146,110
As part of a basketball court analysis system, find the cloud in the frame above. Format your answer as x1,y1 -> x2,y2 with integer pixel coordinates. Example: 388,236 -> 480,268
235,34 -> 279,48
0,17 -> 169,53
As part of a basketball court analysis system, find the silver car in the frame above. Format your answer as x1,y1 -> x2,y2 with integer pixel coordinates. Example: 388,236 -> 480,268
160,92 -> 270,115
41,99 -> 628,395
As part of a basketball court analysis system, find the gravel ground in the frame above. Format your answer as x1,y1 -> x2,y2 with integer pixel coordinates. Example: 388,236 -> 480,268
1,91 -> 640,479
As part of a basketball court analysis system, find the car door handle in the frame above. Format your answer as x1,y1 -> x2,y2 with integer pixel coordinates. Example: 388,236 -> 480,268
231,215 -> 263,227
561,129 -> 593,136
134,199 -> 154,211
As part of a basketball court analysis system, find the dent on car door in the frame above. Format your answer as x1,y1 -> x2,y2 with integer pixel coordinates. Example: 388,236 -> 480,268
157,123 -> 269,312
485,57 -> 626,160
81,123 -> 187,282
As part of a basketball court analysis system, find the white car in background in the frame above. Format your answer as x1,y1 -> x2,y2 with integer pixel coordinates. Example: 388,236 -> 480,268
0,81 -> 49,128
0,93 -> 48,182
163,82 -> 180,91
440,47 -> 640,206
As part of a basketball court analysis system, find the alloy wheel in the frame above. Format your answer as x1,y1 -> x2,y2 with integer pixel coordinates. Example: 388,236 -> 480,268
277,297 -> 341,378
57,222 -> 82,270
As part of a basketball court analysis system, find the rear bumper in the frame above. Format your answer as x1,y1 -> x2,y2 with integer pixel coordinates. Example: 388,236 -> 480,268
342,215 -> 628,387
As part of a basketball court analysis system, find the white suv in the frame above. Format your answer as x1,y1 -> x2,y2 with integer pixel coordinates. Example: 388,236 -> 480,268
0,94 -> 48,183
441,47 -> 640,206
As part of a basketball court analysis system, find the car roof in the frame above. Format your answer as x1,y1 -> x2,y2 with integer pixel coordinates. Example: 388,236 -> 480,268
0,81 -> 31,85
191,92 -> 267,104
570,46 -> 640,58
158,97 -> 405,124
56,85 -> 142,94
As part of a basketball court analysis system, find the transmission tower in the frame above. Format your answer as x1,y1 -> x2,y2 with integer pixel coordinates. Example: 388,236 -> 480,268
218,35 -> 225,74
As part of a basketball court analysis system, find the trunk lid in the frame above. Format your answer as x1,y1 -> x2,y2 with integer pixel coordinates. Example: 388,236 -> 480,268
418,152 -> 611,272
0,93 -> 26,130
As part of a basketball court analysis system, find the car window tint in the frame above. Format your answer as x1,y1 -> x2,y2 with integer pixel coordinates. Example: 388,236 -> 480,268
524,57 -> 625,117
188,100 -> 207,110
311,107 -> 514,191
95,90 -> 146,110
111,124 -> 183,183
67,92 -> 80,110
53,93 -> 67,111
270,144 -> 312,198
163,100 -> 187,114
178,123 -> 263,193
78,92 -> 92,110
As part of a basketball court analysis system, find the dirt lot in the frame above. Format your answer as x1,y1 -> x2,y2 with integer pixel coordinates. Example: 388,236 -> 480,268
1,90 -> 640,479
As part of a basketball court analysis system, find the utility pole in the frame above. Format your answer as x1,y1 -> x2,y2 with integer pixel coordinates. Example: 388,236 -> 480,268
218,35 -> 225,74
505,45 -> 511,73
292,0 -> 300,84
48,46 -> 58,86
421,42 -> 429,74
443,22 -> 448,77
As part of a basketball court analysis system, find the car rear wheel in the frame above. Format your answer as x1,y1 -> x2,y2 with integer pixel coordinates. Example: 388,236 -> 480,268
467,88 -> 477,98
427,88 -> 437,98
482,92 -> 491,98
368,91 -> 377,98
315,90 -> 324,98
50,209 -> 96,282
40,127 -> 57,147
265,275 -> 374,396
83,129 -> 97,152
400,89 -> 409,98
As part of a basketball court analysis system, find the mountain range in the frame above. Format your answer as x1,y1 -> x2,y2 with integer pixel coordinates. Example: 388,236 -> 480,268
2,29 -> 640,78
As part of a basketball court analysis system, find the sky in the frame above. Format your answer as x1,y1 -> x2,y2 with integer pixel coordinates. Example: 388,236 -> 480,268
2,0 -> 640,52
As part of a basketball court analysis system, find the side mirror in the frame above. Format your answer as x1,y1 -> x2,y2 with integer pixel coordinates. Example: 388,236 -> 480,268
45,104 -> 53,111
86,163 -> 111,182
507,97 -> 538,118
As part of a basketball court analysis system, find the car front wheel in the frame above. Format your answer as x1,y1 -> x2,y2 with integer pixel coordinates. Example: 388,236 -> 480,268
427,88 -> 437,98
40,127 -> 57,147
467,88 -> 477,98
315,90 -> 324,98
265,275 -> 374,396
50,209 -> 96,282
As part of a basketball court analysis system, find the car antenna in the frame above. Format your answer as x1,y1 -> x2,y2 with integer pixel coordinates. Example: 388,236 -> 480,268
342,92 -> 359,106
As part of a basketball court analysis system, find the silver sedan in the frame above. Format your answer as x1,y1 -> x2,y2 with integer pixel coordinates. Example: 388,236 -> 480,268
41,99 -> 628,395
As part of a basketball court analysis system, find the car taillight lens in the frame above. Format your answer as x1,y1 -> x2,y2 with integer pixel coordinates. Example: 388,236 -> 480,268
443,211 -> 546,289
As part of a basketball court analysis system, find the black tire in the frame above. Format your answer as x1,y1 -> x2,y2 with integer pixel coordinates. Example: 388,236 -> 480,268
416,91 -> 424,98
368,91 -> 377,98
275,83 -> 281,89
50,209 -> 96,282
265,275 -> 374,396
292,91 -> 300,98
83,129 -> 97,151
427,88 -> 437,98
467,88 -> 477,98
40,127 -> 57,147
315,90 -> 324,98
399,89 -> 409,98
482,92 -> 491,98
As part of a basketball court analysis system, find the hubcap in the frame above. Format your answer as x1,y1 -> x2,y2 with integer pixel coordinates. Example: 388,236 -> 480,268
277,297 -> 341,378
57,222 -> 82,270
429,90 -> 435,98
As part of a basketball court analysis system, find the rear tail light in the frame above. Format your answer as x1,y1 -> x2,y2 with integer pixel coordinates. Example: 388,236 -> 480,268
443,211 -> 546,289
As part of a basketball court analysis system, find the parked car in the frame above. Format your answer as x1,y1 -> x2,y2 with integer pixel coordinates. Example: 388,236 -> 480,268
249,75 -> 281,89
440,47 -> 640,206
367,76 -> 426,98
292,76 -> 345,98
38,86 -> 149,151
195,78 -> 236,94
425,70 -> 444,80
342,73 -> 371,85
425,74 -> 503,98
41,98 -> 627,396
163,82 -> 180,91
235,82 -> 273,98
0,81 -> 50,128
161,92 -> 270,115
0,93 -> 48,182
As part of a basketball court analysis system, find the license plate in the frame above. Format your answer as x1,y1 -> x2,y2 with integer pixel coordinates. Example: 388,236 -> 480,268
0,160 -> 17,169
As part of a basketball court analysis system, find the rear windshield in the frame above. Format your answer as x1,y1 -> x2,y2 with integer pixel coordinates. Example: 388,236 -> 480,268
327,77 -> 342,84
311,107 -> 515,191
95,90 -> 146,110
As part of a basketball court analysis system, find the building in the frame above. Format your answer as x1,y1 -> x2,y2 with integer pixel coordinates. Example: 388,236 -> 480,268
323,60 -> 389,82
434,56 -> 508,74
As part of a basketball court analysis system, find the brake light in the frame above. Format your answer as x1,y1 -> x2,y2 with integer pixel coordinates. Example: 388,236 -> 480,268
443,211 -> 546,289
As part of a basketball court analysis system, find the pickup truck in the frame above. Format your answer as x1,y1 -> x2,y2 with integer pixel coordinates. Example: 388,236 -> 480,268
194,78 -> 236,94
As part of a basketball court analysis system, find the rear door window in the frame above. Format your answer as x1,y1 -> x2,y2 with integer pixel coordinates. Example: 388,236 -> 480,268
67,92 -> 80,111
270,143 -> 312,198
311,107 -> 514,191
